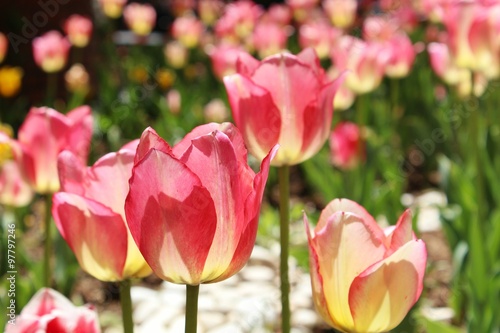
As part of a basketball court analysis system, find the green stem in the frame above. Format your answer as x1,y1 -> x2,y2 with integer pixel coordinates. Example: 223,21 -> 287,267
120,279 -> 134,333
43,194 -> 52,287
185,284 -> 200,333
45,73 -> 58,107
278,165 -> 291,333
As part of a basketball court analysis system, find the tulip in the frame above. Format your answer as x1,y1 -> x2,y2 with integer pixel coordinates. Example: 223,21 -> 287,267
329,122 -> 365,170
32,31 -> 70,73
262,4 -> 292,26
125,123 -> 277,285
304,199 -> 427,333
64,15 -> 93,48
384,33 -> 416,78
98,0 -> 127,19
286,0 -> 320,22
427,42 -> 470,86
224,48 -> 343,166
172,15 -> 204,48
17,106 -> 93,194
299,21 -> 342,60
52,141 -> 152,282
330,36 -> 389,94
5,288 -> 100,333
198,0 -> 224,26
0,133 -> 33,207
208,43 -> 246,79
252,21 -> 288,59
0,32 -> 7,63
444,1 -> 499,78
65,63 -> 90,95
323,0 -> 357,29
0,66 -> 23,98
123,3 -> 157,36
214,0 -> 263,43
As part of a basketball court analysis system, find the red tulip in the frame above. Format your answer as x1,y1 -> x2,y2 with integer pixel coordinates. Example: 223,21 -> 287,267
329,121 -> 365,170
125,123 -> 277,285
5,288 -> 100,333
224,48 -> 343,166
304,199 -> 427,332
52,141 -> 152,282
18,106 -> 93,194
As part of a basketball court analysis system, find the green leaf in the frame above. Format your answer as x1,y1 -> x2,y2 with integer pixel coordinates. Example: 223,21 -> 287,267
419,317 -> 464,333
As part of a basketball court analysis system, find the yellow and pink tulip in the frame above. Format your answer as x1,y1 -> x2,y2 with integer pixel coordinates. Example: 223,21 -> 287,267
304,199 -> 427,333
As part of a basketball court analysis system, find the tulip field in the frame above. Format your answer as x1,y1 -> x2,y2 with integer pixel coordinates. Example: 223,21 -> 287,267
1,0 -> 500,332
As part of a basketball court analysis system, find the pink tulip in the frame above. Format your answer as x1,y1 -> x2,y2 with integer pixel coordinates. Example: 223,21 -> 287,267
286,0 -> 320,22
444,1 -> 499,78
329,122 -> 365,170
428,42 -> 469,85
0,32 -> 7,63
330,36 -> 389,94
305,199 -> 427,333
299,21 -> 342,59
214,0 -> 263,42
171,15 -> 204,48
5,288 -> 100,333
0,133 -> 33,207
207,43 -> 246,79
18,106 -> 93,194
224,48 -> 343,166
323,0 -> 357,28
262,4 -> 293,26
125,123 -> 277,285
52,141 -> 152,282
384,33 -> 416,78
123,3 -> 157,36
32,31 -> 70,73
63,15 -> 93,48
252,21 -> 288,59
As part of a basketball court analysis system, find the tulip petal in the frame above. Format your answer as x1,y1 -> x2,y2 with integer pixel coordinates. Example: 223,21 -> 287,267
300,74 -> 344,162
304,213 -> 337,328
212,144 -> 278,282
57,150 -> 86,195
21,288 -> 74,316
66,105 -> 93,162
125,149 -> 217,285
235,51 -> 261,76
385,209 -> 414,255
84,149 -> 134,218
311,211 -> 386,330
135,127 -> 173,163
318,199 -> 383,239
296,47 -> 323,77
19,107 -> 71,193
349,240 -> 427,332
52,192 -> 128,281
223,74 -> 281,162
179,130 -> 246,281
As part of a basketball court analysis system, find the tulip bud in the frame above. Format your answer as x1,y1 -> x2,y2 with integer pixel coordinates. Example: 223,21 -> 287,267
98,0 -> 127,19
65,63 -> 90,95
0,32 -> 7,64
330,122 -> 365,170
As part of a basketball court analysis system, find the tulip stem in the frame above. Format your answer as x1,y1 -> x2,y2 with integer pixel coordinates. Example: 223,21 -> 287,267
185,284 -> 200,333
278,165 -> 291,333
43,194 -> 52,287
46,73 -> 58,108
120,279 -> 134,333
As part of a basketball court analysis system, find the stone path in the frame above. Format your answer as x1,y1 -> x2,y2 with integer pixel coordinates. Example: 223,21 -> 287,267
130,246 -> 321,333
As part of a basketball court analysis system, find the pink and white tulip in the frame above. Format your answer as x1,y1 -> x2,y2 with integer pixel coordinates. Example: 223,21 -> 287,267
32,31 -> 70,73
64,15 -> 93,48
5,288 -> 100,333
